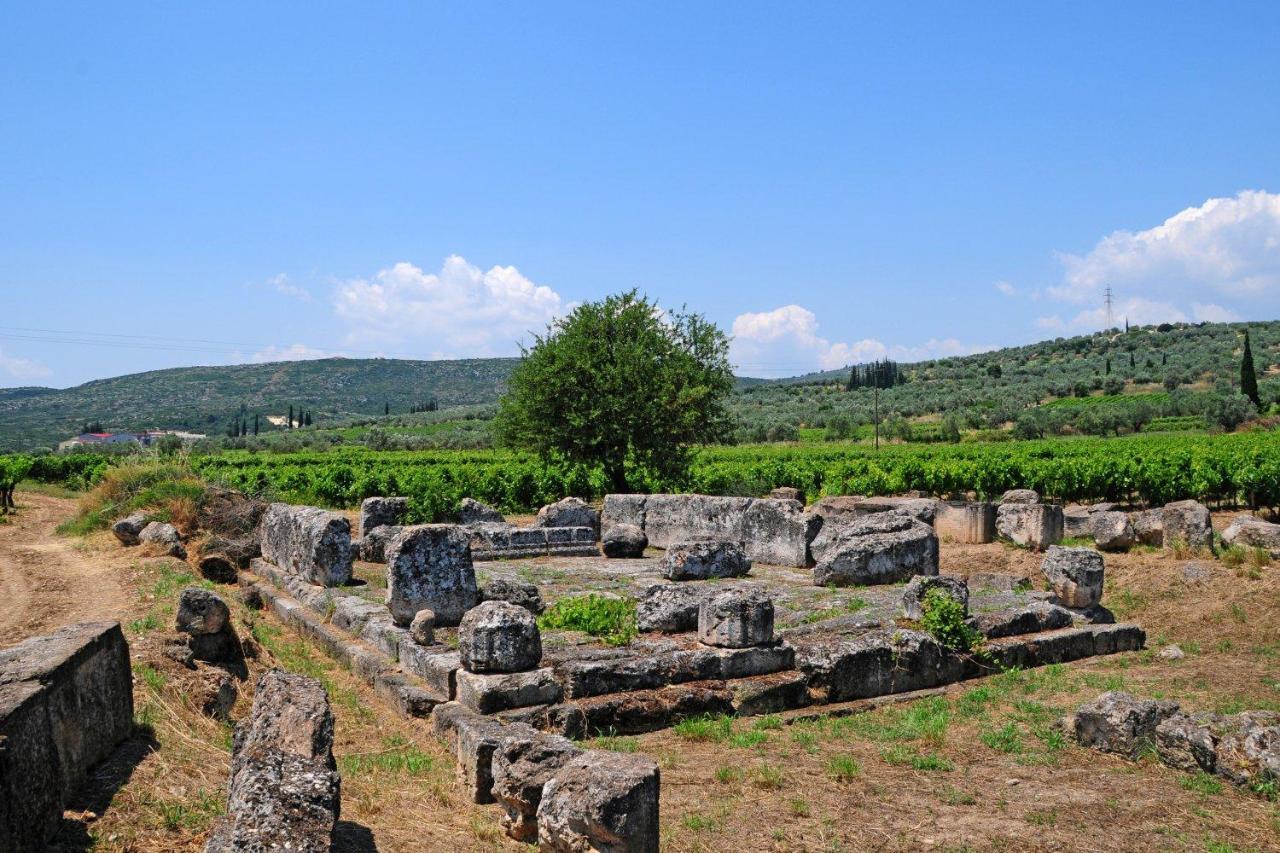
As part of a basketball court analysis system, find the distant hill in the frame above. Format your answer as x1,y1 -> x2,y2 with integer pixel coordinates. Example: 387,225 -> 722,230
2,320 -> 1276,452
0,357 -> 518,452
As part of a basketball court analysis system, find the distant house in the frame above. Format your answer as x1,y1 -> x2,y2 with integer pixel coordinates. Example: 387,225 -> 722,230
58,429 -> 206,451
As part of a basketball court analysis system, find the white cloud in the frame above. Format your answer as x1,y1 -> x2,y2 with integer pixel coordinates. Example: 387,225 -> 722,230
1191,302 -> 1242,323
0,347 -> 52,381
249,343 -> 335,363
334,255 -> 567,357
729,304 -> 992,376
995,280 -> 1017,297
1035,315 -> 1065,332
267,273 -> 312,302
1048,190 -> 1280,328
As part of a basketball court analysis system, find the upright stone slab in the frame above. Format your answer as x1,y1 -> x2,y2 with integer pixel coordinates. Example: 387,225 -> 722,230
812,511 -> 938,586
385,525 -> 478,626
934,501 -> 995,544
612,493 -> 811,567
259,503 -> 353,586
1162,500 -> 1213,551
1092,511 -> 1135,552
533,497 -> 600,536
1130,508 -> 1164,546
661,540 -> 751,581
359,496 -> 408,538
996,503 -> 1064,550
459,497 -> 505,525
698,588 -> 774,648
491,733 -> 583,842
0,622 -> 134,853
205,669 -> 340,853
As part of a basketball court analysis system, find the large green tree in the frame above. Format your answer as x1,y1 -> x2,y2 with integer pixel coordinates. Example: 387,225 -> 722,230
495,290 -> 735,492
1240,328 -> 1261,411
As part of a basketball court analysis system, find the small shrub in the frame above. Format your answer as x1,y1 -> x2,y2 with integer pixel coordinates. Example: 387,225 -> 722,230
920,588 -> 983,652
538,594 -> 637,646
981,722 -> 1024,754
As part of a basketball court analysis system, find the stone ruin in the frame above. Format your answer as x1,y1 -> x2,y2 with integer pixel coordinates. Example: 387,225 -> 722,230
221,486 -> 1154,848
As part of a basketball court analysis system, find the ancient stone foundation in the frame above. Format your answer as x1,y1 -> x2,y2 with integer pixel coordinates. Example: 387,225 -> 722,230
259,502 -> 353,586
0,622 -> 134,853
934,501 -> 996,544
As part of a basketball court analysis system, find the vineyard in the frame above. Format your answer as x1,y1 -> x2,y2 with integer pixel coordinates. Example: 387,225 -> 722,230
10,430 -> 1280,522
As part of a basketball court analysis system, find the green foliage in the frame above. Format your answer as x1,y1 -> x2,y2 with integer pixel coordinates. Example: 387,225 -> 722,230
495,291 -> 735,491
537,594 -> 637,646
920,587 -> 983,652
672,713 -> 735,742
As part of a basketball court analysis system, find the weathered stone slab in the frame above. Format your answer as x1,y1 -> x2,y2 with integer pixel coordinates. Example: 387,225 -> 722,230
457,668 -> 564,714
1041,546 -> 1105,609
571,682 -> 736,736
662,540 -> 751,580
934,501 -> 995,544
491,733 -> 583,842
385,524 -> 477,626
330,596 -> 386,635
770,486 -> 805,503
604,494 -> 811,567
537,751 -> 660,853
1156,711 -> 1222,773
1222,514 -> 1280,557
398,644 -> 459,699
205,669 -> 339,853
1162,500 -> 1213,551
260,503 -> 353,586
357,524 -> 403,563
1092,511 -> 1135,552
480,578 -> 545,615
635,583 -> 708,633
812,511 -> 938,587
1001,489 -> 1040,504
459,497 -> 505,525
459,601 -> 542,673
552,642 -> 793,699
996,503 -> 1064,550
698,588 -> 774,648
0,622 -> 133,853
602,523 -> 647,558
970,601 -> 1073,639
359,496 -> 408,538
454,711 -> 538,804
359,614 -> 412,661
1069,691 -> 1180,758
534,497 -> 600,536
730,670 -> 810,716
1130,508 -> 1164,546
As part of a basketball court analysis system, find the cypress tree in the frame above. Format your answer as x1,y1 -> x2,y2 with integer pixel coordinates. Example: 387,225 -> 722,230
1241,329 -> 1261,410
288,405 -> 294,428
385,401 -> 390,416
253,414 -> 259,436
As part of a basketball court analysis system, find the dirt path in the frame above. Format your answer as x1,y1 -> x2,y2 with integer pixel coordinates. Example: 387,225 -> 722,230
0,491 -> 134,648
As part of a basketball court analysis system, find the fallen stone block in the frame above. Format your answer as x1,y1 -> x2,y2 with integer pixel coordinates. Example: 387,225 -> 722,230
770,486 -> 804,503
1069,691 -> 1181,759
1214,711 -> 1280,787
602,523 -> 648,558
0,622 -> 133,853
459,601 -> 543,673
900,575 -> 969,621
259,503 -> 353,586
330,596 -> 387,635
996,503 -> 1064,550
1156,712 -> 1222,774
537,751 -> 660,853
1001,489 -> 1040,504
140,520 -> 186,559
1041,546 -> 1105,609
534,497 -> 600,535
175,587 -> 241,664
1130,507 -> 1164,546
793,628 -> 957,703
459,497 -> 505,525
1162,499 -> 1213,551
454,712 -> 539,804
1092,511 -> 1135,552
635,583 -> 708,633
662,540 -> 751,581
491,733 -> 583,843
812,511 -> 938,587
385,524 -> 478,626
457,667 -> 564,714
111,511 -> 148,545
359,496 -> 408,538
205,669 -> 339,853
934,501 -> 995,544
1222,514 -> 1280,557
607,494 -> 812,567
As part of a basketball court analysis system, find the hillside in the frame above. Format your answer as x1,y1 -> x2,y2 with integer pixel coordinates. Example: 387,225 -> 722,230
0,357 -> 517,452
2,320 -> 1277,452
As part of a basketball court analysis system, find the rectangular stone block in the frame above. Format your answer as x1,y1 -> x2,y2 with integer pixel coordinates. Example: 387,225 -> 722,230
457,668 -> 563,714
0,622 -> 133,853
259,503 -> 353,586
399,645 -> 460,699
359,616 -> 411,661
331,596 -> 387,634
730,671 -> 811,716
935,501 -> 996,544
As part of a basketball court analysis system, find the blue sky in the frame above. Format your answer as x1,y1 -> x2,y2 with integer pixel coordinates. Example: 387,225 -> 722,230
4,2 -> 1280,386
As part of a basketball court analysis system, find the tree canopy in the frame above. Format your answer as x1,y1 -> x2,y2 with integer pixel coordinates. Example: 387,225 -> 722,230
494,290 -> 735,491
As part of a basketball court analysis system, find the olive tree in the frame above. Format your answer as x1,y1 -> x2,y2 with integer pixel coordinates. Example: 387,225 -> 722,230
494,291 -> 735,492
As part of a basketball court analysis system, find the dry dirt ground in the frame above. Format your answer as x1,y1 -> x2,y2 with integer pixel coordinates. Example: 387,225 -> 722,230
3,490 -> 1278,852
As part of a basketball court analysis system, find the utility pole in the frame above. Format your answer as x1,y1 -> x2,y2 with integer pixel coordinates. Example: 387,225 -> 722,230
1104,286 -> 1114,330
874,386 -> 880,451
